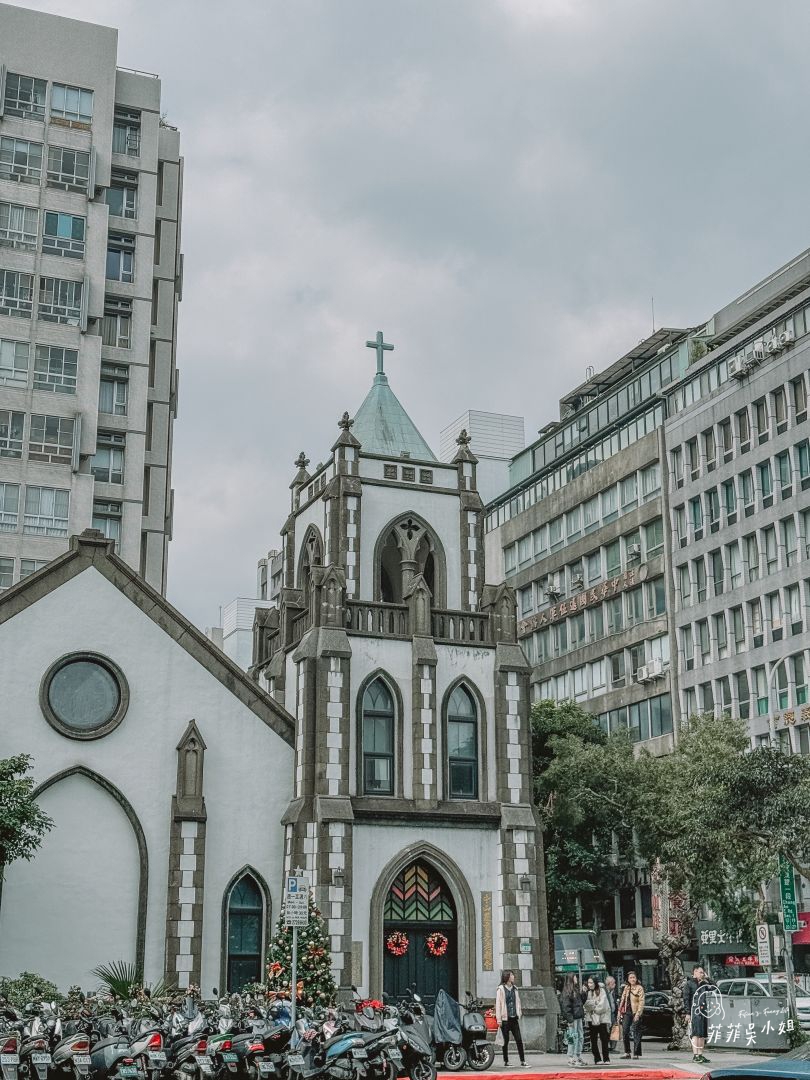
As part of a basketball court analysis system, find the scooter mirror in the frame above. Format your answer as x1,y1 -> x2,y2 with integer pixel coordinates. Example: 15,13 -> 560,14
212,989 -> 218,997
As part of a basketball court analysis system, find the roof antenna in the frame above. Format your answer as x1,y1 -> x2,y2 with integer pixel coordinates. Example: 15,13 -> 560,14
651,296 -> 656,334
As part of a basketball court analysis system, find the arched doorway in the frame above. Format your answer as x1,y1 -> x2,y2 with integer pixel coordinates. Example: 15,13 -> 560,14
225,872 -> 265,991
383,859 -> 457,1007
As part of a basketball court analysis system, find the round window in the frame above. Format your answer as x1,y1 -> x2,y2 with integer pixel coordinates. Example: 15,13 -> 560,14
40,653 -> 129,740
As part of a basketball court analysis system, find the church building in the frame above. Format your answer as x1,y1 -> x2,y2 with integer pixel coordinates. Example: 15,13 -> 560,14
251,339 -> 552,1042
0,343 -> 552,1046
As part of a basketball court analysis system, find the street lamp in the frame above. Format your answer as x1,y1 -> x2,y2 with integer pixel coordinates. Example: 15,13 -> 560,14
766,656 -> 795,751
519,874 -> 531,892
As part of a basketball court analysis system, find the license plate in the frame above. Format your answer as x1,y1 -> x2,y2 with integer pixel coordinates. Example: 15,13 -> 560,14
287,1055 -> 305,1068
119,1068 -> 140,1078
351,1049 -> 367,1060
32,1056 -> 51,1065
148,1054 -> 167,1064
0,1056 -> 19,1065
220,1053 -> 238,1063
75,1057 -> 92,1066
388,1051 -> 402,1063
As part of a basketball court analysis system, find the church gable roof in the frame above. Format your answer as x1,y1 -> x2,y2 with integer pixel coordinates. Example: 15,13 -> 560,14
352,372 -> 437,462
0,531 -> 296,746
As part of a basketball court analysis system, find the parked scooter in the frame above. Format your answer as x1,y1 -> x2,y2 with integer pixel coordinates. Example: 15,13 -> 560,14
457,995 -> 493,1072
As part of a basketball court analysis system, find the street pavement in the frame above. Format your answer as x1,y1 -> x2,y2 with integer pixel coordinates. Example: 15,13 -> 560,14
443,1043 -> 778,1078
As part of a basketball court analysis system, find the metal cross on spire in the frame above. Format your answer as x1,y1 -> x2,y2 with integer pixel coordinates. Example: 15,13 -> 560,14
366,330 -> 394,376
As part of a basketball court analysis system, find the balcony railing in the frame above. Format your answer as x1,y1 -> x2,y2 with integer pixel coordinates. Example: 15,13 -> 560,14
346,601 -> 409,638
431,609 -> 491,645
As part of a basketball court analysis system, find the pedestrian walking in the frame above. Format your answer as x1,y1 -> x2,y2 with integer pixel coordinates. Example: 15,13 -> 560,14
605,975 -> 619,1050
583,976 -> 612,1065
618,970 -> 645,1059
559,974 -> 586,1068
494,969 -> 527,1068
684,965 -> 719,1065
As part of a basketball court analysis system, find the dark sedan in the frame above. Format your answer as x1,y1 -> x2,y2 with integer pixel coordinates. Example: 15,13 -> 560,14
641,990 -> 674,1040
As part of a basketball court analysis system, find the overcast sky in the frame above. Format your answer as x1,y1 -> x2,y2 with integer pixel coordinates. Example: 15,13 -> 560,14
14,0 -> 810,629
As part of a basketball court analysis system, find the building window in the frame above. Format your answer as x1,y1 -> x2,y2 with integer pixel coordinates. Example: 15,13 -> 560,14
46,146 -> 91,193
0,483 -> 20,531
0,556 -> 13,589
99,362 -> 129,415
0,270 -> 34,318
3,73 -> 46,120
23,485 -> 69,536
0,137 -> 42,183
106,170 -> 138,219
92,499 -> 122,542
42,211 -> 85,259
91,432 -> 125,484
0,201 -> 38,250
106,233 -> 135,283
101,297 -> 132,348
28,414 -> 74,466
50,83 -> 94,125
226,873 -> 264,992
0,410 -> 24,457
0,338 -> 29,386
112,107 -> 141,157
20,558 -> 48,579
447,684 -> 478,799
38,276 -> 82,325
34,345 -> 78,394
361,677 -> 395,795
650,693 -> 673,737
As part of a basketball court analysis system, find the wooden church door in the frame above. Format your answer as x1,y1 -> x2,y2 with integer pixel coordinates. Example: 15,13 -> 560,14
383,860 -> 457,1008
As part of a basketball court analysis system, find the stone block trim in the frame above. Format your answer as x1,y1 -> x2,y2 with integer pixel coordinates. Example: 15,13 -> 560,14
412,658 -> 437,802
164,817 -> 206,988
325,819 -> 353,987
460,506 -> 485,611
319,655 -> 350,797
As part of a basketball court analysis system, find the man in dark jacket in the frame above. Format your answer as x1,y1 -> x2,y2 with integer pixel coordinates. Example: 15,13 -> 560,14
559,975 -> 585,1066
686,966 -> 719,1065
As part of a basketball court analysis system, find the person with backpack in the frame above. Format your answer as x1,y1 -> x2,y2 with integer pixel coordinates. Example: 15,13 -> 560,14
494,969 -> 527,1068
559,974 -> 586,1068
684,965 -> 719,1065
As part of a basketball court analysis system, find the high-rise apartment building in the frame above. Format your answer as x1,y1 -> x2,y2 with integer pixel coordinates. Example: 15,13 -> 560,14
0,4 -> 182,593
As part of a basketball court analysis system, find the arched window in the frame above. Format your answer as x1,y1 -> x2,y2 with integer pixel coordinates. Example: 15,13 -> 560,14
226,873 -> 264,991
375,516 -> 446,607
362,678 -> 395,795
447,685 -> 478,799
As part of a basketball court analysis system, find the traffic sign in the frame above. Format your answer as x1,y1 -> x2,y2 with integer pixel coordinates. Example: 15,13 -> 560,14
779,854 -> 799,933
285,874 -> 309,928
756,923 -> 772,967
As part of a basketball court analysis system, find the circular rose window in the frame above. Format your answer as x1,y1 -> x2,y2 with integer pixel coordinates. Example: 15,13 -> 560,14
40,653 -> 129,740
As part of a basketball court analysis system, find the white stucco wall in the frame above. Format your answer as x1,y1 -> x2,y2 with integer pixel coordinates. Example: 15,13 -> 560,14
1,773 -> 140,989
0,567 -> 293,991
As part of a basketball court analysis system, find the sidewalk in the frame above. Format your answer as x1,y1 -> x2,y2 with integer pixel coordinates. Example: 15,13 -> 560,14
443,1043 -> 776,1078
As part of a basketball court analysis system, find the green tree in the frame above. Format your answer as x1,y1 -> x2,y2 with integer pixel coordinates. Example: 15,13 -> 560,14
635,713 -> 810,1045
264,892 -> 336,1005
531,700 -> 646,944
0,755 -> 53,885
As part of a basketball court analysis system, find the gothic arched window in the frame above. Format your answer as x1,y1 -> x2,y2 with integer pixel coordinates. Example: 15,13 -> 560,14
446,685 -> 478,799
226,873 -> 264,991
362,678 -> 395,795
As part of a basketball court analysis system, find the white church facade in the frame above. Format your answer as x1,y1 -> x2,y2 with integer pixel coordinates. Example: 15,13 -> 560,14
0,351 -> 553,1045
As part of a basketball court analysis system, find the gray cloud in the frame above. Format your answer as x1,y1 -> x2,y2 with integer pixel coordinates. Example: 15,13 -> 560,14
13,0 -> 810,628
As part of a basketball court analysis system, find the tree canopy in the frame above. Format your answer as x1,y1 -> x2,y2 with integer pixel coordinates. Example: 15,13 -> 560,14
0,755 -> 53,873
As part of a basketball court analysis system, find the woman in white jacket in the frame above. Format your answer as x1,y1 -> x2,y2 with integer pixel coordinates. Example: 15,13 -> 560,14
494,970 -> 527,1068
583,976 -> 612,1066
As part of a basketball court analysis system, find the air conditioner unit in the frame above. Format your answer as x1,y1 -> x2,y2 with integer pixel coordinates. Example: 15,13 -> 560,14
545,587 -> 561,602
647,658 -> 665,678
767,337 -> 781,355
729,356 -> 747,379
780,328 -> 795,347
635,665 -> 649,683
752,341 -> 766,361
627,544 -> 642,560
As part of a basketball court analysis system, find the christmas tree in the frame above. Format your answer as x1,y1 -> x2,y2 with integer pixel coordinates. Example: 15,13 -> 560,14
264,891 -> 336,1005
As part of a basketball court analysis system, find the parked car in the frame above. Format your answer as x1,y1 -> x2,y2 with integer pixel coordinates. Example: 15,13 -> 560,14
700,1043 -> 810,1078
640,991 -> 673,1039
717,978 -> 810,1030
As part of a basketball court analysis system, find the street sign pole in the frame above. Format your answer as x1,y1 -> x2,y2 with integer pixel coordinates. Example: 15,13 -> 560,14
778,854 -> 799,1026
756,924 -> 772,996
285,869 -> 310,1032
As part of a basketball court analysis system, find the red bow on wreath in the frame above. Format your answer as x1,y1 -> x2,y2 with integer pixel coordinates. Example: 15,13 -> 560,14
426,932 -> 449,957
386,931 -> 409,956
